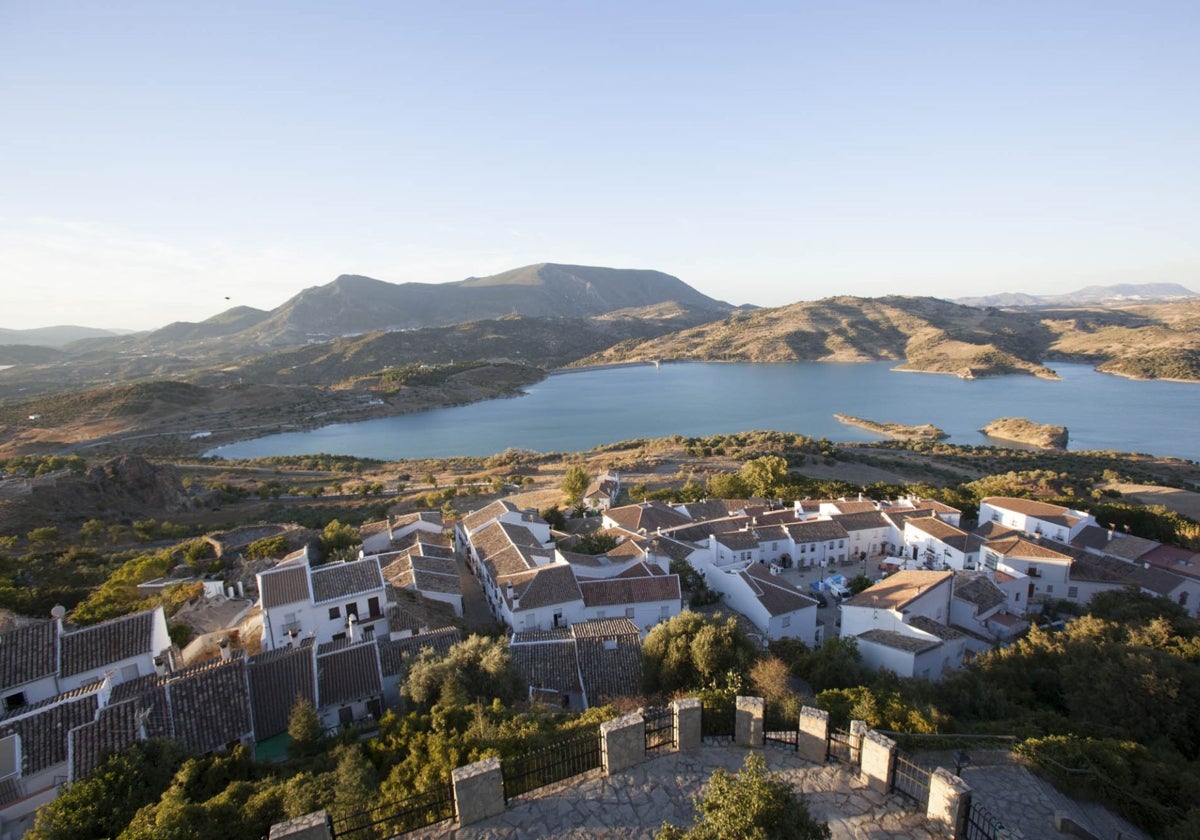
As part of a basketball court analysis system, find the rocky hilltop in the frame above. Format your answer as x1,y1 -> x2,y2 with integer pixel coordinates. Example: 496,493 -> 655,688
981,417 -> 1069,449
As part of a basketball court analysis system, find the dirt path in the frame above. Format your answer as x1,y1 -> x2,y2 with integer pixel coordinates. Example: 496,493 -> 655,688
1107,483 -> 1200,520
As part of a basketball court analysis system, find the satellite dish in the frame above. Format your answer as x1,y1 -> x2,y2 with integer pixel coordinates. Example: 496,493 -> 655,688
51,605 -> 66,619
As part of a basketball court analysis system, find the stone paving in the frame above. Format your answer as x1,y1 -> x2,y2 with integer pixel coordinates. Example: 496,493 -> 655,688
410,744 -> 947,840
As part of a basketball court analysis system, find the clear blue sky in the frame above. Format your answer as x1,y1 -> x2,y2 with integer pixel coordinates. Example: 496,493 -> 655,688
2,1 -> 1197,330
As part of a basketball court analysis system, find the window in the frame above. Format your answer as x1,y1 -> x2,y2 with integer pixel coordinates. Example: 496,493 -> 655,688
362,625 -> 375,641
367,596 -> 381,617
1046,585 -> 1054,594
1067,586 -> 1078,599
332,632 -> 346,641
659,605 -> 670,618
120,663 -> 139,682
1180,592 -> 1190,607
1015,592 -> 1021,602
782,615 -> 791,628
3,692 -> 26,712
625,607 -> 635,619
329,606 -> 340,620
346,602 -> 359,620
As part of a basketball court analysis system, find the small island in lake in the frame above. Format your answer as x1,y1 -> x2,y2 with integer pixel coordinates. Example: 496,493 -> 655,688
834,414 -> 948,442
981,417 -> 1069,449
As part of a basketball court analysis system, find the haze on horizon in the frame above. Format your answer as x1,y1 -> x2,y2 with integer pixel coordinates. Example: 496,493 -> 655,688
2,1 -> 1197,332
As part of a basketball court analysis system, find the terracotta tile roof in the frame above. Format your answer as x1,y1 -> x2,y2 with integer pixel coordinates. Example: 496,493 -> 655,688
1137,545 -> 1200,580
783,520 -> 850,543
908,616 -> 963,640
831,511 -> 890,531
713,531 -> 760,551
0,620 -> 58,692
985,537 -> 1072,562
60,609 -> 158,678
571,619 -> 642,705
739,565 -> 818,617
856,629 -> 941,654
377,627 -> 461,677
317,641 -> 382,707
1099,533 -> 1160,561
311,558 -> 384,604
604,501 -> 692,533
259,564 -> 312,609
69,692 -> 170,781
981,497 -> 1082,527
827,500 -> 878,515
607,539 -> 650,560
460,500 -> 521,534
677,500 -> 735,521
506,565 -> 584,611
911,499 -> 960,514
247,646 -> 316,741
472,521 -> 552,580
906,517 -> 969,550
882,509 -> 938,528
755,509 -> 803,526
952,574 -> 1006,612
579,575 -> 681,608
1,686 -> 101,775
842,570 -> 953,610
161,656 -> 253,754
510,638 -> 582,696
512,627 -> 574,643
616,561 -> 665,578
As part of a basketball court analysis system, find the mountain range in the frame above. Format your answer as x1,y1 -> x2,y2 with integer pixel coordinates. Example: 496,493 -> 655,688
955,282 -> 1196,309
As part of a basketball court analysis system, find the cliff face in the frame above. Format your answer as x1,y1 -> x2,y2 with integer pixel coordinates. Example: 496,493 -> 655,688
981,418 -> 1069,449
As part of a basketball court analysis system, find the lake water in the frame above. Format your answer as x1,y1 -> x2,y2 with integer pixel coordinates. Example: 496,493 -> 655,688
207,362 -> 1200,462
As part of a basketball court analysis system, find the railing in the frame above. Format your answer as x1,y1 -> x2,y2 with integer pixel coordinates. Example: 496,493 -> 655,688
330,781 -> 455,839
763,703 -> 798,750
827,728 -> 854,764
962,797 -> 1006,840
891,752 -> 933,808
502,728 -> 601,802
643,706 -> 674,753
700,699 -> 734,742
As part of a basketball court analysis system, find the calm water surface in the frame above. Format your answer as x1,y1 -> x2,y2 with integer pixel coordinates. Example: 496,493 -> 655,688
207,362 -> 1200,461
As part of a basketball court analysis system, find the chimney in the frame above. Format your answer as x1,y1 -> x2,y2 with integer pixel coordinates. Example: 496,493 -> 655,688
507,581 -> 515,601
418,624 -> 429,635
51,604 -> 66,636
153,656 -> 167,677
219,637 -> 231,661
236,581 -> 245,598
347,613 -> 357,643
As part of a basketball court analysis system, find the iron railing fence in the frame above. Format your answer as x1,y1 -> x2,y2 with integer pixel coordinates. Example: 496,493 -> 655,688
700,699 -> 735,742
762,703 -> 798,750
827,728 -> 855,765
962,797 -> 1005,840
330,781 -> 454,839
891,752 -> 933,808
643,706 -> 675,753
502,728 -> 601,802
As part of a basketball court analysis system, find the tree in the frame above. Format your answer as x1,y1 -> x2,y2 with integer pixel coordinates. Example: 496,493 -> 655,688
540,505 -> 567,531
739,456 -> 789,498
642,611 -> 758,694
657,753 -> 831,840
25,738 -> 189,840
319,519 -> 359,555
705,472 -> 749,499
562,464 -> 592,505
404,635 -> 522,708
287,697 -> 324,759
573,531 -> 619,555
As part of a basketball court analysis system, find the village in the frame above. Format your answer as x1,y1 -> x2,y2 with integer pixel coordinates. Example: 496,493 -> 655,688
1,462 -> 1199,836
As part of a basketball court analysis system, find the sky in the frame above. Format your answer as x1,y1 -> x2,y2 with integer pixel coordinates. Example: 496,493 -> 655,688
1,1 -> 1197,331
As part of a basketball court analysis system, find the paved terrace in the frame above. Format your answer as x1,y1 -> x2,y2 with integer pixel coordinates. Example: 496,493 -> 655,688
411,745 -> 943,840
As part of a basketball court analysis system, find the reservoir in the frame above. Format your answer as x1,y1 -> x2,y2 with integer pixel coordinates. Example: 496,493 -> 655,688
207,362 -> 1200,462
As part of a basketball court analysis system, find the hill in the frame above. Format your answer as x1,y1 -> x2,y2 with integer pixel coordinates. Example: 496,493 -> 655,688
0,325 -> 124,347
574,295 -> 1062,378
957,282 -> 1196,308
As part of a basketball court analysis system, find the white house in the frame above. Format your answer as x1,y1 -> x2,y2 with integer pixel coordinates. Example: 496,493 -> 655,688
902,517 -> 972,571
978,497 -> 1095,544
839,570 -> 965,679
950,572 -> 1028,641
980,536 -> 1073,604
360,511 -> 443,556
257,555 -> 388,651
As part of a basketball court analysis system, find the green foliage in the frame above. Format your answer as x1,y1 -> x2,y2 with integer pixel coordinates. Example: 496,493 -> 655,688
0,454 -> 87,477
642,611 -> 758,695
319,519 -> 360,555
1087,502 -> 1200,551
244,535 -> 290,561
657,753 -> 831,840
705,471 -> 749,499
738,455 -> 790,498
846,574 -> 873,595
287,697 -> 326,759
670,559 -> 721,608
572,530 -> 619,555
26,526 -> 61,547
769,637 -> 869,693
816,685 -> 945,733
25,738 -> 189,840
404,635 -> 523,708
540,505 -> 567,530
71,549 -> 173,625
561,464 -> 592,504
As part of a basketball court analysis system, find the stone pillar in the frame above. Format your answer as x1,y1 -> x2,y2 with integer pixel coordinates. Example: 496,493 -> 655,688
735,696 -> 764,748
860,730 -> 896,794
601,712 -> 645,775
927,767 -> 971,836
453,757 -> 506,826
797,706 -> 829,765
269,810 -> 333,840
673,697 -> 701,752
849,719 -> 868,766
